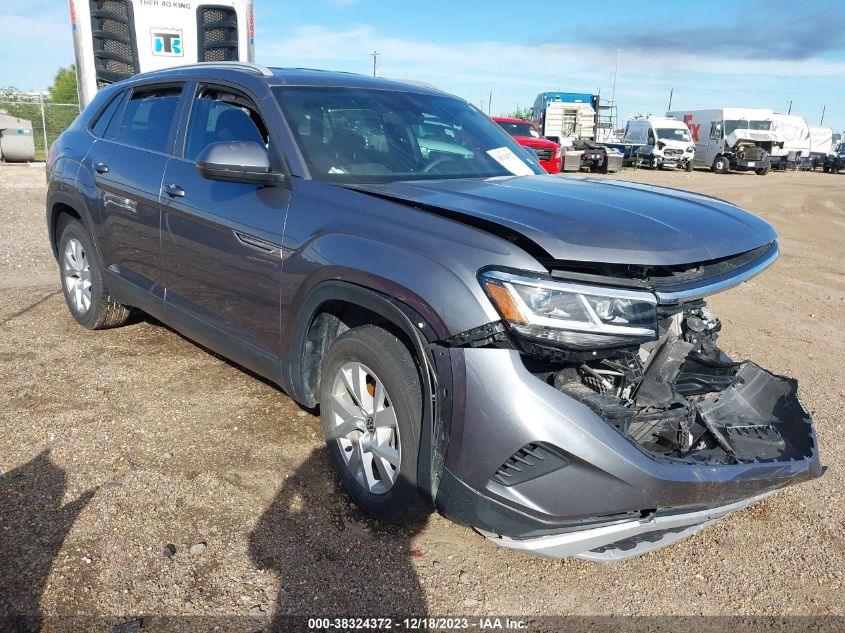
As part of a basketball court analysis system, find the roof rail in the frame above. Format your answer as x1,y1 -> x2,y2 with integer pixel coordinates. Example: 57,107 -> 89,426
146,62 -> 274,77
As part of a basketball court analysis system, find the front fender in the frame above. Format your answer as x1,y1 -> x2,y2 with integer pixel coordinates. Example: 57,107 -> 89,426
287,279 -> 453,502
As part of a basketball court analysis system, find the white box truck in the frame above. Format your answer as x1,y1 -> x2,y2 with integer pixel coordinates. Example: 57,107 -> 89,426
69,0 -> 255,107
667,108 -> 784,175
621,116 -> 695,171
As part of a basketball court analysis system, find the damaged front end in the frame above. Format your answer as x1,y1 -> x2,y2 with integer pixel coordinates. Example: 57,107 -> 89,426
479,246 -> 816,470
448,247 -> 823,560
554,304 -> 814,465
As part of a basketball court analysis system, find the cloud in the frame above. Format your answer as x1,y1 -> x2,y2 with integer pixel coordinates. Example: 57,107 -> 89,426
261,25 -> 845,129
580,2 -> 845,61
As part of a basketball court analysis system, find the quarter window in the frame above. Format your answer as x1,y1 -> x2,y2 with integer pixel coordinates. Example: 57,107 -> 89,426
91,91 -> 125,138
115,86 -> 183,153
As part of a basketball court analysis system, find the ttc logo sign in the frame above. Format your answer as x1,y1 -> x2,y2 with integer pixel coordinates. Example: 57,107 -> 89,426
151,28 -> 183,56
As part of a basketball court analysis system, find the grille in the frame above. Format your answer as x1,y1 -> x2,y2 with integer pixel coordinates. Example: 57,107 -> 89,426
533,147 -> 554,161
492,443 -> 570,486
89,0 -> 138,84
664,148 -> 683,157
198,6 -> 239,62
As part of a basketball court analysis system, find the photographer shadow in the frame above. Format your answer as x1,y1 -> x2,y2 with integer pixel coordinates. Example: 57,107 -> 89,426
0,451 -> 94,633
249,446 -> 428,630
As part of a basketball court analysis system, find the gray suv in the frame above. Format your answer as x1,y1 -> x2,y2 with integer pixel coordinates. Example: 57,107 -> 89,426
46,63 -> 822,561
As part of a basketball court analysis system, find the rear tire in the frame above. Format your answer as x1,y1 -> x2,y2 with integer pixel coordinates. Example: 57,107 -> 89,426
320,325 -> 430,524
57,218 -> 130,330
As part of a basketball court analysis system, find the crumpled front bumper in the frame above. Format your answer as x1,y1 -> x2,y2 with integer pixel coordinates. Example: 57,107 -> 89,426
477,492 -> 773,561
435,347 -> 822,560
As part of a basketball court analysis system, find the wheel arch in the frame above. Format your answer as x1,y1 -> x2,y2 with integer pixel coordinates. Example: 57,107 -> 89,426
289,280 -> 454,503
47,191 -> 96,260
289,280 -> 443,409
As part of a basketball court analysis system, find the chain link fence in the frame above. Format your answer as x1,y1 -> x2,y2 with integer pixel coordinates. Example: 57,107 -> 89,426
0,101 -> 80,161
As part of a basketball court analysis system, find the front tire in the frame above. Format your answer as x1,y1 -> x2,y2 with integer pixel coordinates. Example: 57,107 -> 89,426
57,219 -> 130,330
320,325 -> 430,524
685,159 -> 694,172
755,164 -> 771,176
711,155 -> 729,174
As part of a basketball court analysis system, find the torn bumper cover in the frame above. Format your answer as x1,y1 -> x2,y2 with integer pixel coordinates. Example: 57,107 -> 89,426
434,347 -> 823,560
477,492 -> 774,561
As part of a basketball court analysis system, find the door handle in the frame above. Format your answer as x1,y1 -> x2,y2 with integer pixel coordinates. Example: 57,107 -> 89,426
94,162 -> 109,174
164,183 -> 186,198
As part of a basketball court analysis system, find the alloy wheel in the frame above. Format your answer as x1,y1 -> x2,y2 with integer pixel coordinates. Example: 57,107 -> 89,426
328,361 -> 402,495
63,237 -> 92,314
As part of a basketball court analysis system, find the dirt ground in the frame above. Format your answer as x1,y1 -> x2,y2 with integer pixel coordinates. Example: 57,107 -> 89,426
1,164 -> 843,630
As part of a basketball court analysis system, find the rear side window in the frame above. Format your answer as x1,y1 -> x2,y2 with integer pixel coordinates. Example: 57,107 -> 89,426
91,91 -> 125,137
115,86 -> 183,153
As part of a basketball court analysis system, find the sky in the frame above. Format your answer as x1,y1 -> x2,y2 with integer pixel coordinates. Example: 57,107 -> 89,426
1,0 -> 843,132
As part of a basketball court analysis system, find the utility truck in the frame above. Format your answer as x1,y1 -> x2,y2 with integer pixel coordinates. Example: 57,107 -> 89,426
667,108 -> 783,175
69,0 -> 255,107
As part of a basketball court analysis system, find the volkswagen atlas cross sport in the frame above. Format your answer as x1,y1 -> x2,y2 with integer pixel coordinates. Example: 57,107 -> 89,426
46,63 -> 822,561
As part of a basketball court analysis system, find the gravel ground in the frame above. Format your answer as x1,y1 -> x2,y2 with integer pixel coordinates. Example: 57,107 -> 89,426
0,164 -> 843,630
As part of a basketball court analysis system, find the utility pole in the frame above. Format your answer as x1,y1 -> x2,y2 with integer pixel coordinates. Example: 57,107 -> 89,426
787,100 -> 792,114
667,88 -> 673,111
610,48 -> 620,106
370,51 -> 380,77
487,90 -> 492,115
820,105 -> 826,125
38,90 -> 48,158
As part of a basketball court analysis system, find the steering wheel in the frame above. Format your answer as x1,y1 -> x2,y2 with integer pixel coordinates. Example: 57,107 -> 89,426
422,156 -> 459,173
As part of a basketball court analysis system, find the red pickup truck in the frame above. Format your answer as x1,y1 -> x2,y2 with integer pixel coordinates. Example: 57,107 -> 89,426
492,117 -> 563,173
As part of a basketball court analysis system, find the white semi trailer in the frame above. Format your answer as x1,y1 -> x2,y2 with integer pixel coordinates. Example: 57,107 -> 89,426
69,0 -> 255,107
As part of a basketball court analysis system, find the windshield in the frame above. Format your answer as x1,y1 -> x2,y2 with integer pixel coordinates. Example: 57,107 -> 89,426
496,121 -> 541,139
725,119 -> 772,135
273,87 -> 544,182
656,127 -> 691,142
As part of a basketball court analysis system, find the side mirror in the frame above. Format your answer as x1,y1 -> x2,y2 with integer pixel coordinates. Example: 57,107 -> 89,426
196,141 -> 285,186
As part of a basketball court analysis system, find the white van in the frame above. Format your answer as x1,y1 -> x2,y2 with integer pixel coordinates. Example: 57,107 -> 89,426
667,108 -> 784,175
622,116 -> 695,170
69,0 -> 255,107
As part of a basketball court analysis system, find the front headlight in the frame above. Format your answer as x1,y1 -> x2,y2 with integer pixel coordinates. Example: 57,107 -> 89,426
480,270 -> 658,350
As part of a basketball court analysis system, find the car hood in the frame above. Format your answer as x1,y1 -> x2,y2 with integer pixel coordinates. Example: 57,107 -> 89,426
512,136 -> 557,148
350,175 -> 777,266
726,129 -> 783,150
658,139 -> 693,149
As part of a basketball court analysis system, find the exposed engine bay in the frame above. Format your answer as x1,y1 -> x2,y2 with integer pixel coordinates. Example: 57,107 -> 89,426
731,141 -> 770,163
733,141 -> 772,161
548,302 -> 815,465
